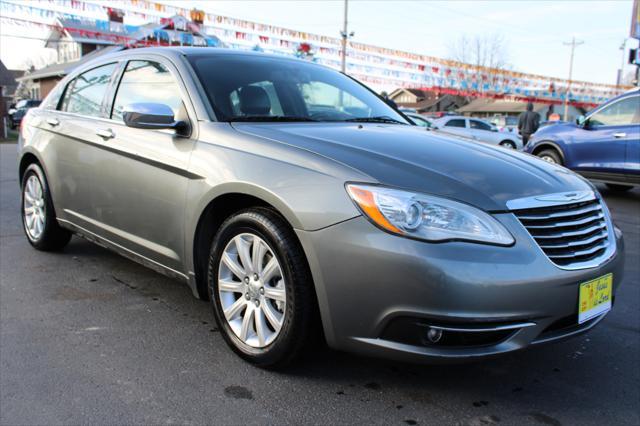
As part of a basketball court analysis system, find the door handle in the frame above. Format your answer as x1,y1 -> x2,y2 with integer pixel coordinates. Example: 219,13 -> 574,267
613,132 -> 626,139
46,118 -> 60,127
96,129 -> 115,140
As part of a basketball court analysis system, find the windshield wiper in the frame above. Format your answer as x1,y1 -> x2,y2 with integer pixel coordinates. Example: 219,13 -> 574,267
343,116 -> 407,125
227,115 -> 317,122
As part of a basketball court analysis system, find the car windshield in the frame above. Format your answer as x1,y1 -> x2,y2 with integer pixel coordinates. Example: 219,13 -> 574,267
188,54 -> 409,124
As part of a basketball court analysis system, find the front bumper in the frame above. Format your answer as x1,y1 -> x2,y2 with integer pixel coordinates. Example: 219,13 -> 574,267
296,214 -> 625,363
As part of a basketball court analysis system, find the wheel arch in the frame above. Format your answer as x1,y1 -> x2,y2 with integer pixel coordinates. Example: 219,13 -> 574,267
531,141 -> 565,161
190,186 -> 306,301
18,151 -> 42,182
499,139 -> 517,147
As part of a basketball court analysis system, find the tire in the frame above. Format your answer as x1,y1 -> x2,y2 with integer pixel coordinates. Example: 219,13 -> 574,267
605,183 -> 633,192
537,149 -> 563,165
499,140 -> 516,149
207,207 -> 316,368
21,163 -> 72,251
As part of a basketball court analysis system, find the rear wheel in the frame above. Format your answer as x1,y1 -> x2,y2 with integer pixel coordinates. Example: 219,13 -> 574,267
207,208 -> 316,368
499,140 -> 516,149
537,149 -> 563,165
605,183 -> 633,192
21,163 -> 71,251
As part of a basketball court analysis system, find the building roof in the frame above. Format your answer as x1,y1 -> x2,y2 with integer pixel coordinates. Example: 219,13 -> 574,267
0,60 -> 15,87
17,46 -> 125,82
389,87 -> 433,102
457,98 -> 550,114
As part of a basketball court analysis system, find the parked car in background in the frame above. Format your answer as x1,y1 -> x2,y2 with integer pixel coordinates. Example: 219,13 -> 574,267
525,89 -> 639,192
490,115 -> 519,134
10,99 -> 41,129
18,48 -> 624,368
405,112 -> 436,129
398,107 -> 418,114
434,115 -> 523,149
425,111 -> 457,119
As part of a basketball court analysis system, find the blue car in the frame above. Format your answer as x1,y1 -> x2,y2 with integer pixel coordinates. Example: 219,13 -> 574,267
525,89 -> 639,191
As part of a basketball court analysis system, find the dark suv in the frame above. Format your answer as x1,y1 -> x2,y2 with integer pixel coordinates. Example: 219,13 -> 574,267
10,99 -> 42,129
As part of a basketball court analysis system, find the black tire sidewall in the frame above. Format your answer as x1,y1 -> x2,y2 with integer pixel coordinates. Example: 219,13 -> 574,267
538,149 -> 562,165
207,209 -> 307,367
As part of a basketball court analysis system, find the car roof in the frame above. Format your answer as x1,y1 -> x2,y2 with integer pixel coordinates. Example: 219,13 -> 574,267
434,115 -> 465,122
85,46 -> 325,68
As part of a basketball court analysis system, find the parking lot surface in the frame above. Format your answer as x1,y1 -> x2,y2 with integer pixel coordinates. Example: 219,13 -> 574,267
1,143 -> 639,425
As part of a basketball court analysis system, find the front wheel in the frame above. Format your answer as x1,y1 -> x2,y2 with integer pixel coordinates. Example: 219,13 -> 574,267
21,163 -> 71,251
499,140 -> 516,149
537,149 -> 563,165
207,208 -> 316,368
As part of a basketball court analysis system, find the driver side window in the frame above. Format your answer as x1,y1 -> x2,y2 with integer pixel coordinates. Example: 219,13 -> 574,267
589,96 -> 640,126
111,60 -> 184,122
469,120 -> 492,131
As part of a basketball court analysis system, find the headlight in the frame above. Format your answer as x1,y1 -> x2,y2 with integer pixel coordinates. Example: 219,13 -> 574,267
346,184 -> 514,246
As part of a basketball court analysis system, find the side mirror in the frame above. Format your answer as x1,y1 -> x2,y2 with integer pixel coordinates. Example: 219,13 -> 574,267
576,115 -> 587,126
123,103 -> 184,130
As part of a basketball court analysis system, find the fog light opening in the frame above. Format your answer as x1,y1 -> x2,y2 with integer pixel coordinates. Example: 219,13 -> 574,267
426,327 -> 443,343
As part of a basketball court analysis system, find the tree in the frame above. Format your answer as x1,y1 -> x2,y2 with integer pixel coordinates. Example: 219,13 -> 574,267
447,33 -> 511,71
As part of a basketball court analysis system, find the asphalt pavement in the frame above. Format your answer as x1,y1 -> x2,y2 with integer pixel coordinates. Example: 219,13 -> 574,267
1,142 -> 639,425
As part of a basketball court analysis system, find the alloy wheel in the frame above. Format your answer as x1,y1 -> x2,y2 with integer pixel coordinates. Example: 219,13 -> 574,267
218,233 -> 286,348
540,155 -> 557,164
500,141 -> 516,149
23,175 -> 46,241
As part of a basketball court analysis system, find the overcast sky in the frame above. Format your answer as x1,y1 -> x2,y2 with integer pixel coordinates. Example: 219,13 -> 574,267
1,0 -> 637,85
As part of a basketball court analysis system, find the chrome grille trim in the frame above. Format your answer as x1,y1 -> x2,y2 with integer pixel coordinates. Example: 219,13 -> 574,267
539,231 -> 608,250
508,191 -> 616,270
529,222 -> 606,239
523,212 -> 604,229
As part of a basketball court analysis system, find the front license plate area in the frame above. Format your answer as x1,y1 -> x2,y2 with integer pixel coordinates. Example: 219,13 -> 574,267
578,273 -> 612,324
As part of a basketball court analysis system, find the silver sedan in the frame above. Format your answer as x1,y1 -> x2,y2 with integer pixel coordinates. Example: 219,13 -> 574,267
434,115 -> 524,149
18,48 -> 623,368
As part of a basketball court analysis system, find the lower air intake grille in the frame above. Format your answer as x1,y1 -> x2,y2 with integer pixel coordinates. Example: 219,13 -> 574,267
513,198 -> 610,268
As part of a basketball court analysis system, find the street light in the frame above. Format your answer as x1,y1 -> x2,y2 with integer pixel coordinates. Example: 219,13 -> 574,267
562,37 -> 584,122
340,0 -> 355,73
618,38 -> 628,87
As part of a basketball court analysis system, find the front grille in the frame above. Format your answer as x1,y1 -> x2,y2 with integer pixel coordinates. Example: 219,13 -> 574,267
513,198 -> 610,268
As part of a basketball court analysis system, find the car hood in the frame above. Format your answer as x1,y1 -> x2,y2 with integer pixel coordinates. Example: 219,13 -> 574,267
533,123 -> 579,139
232,123 -> 592,211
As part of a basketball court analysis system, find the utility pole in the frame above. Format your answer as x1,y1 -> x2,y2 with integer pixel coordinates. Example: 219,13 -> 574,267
618,39 -> 628,87
563,37 -> 584,121
340,0 -> 354,73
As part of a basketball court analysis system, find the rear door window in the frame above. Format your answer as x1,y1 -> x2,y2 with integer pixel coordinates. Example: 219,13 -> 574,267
445,119 -> 466,128
62,63 -> 117,118
469,120 -> 492,131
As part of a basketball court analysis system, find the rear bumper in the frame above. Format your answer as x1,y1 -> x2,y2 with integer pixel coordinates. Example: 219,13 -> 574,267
296,215 -> 625,363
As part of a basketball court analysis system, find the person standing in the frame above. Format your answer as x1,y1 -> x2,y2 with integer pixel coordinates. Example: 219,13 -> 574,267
546,104 -> 554,120
518,102 -> 540,147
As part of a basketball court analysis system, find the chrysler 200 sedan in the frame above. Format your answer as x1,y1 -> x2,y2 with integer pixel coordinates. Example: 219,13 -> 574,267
18,48 -> 624,367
